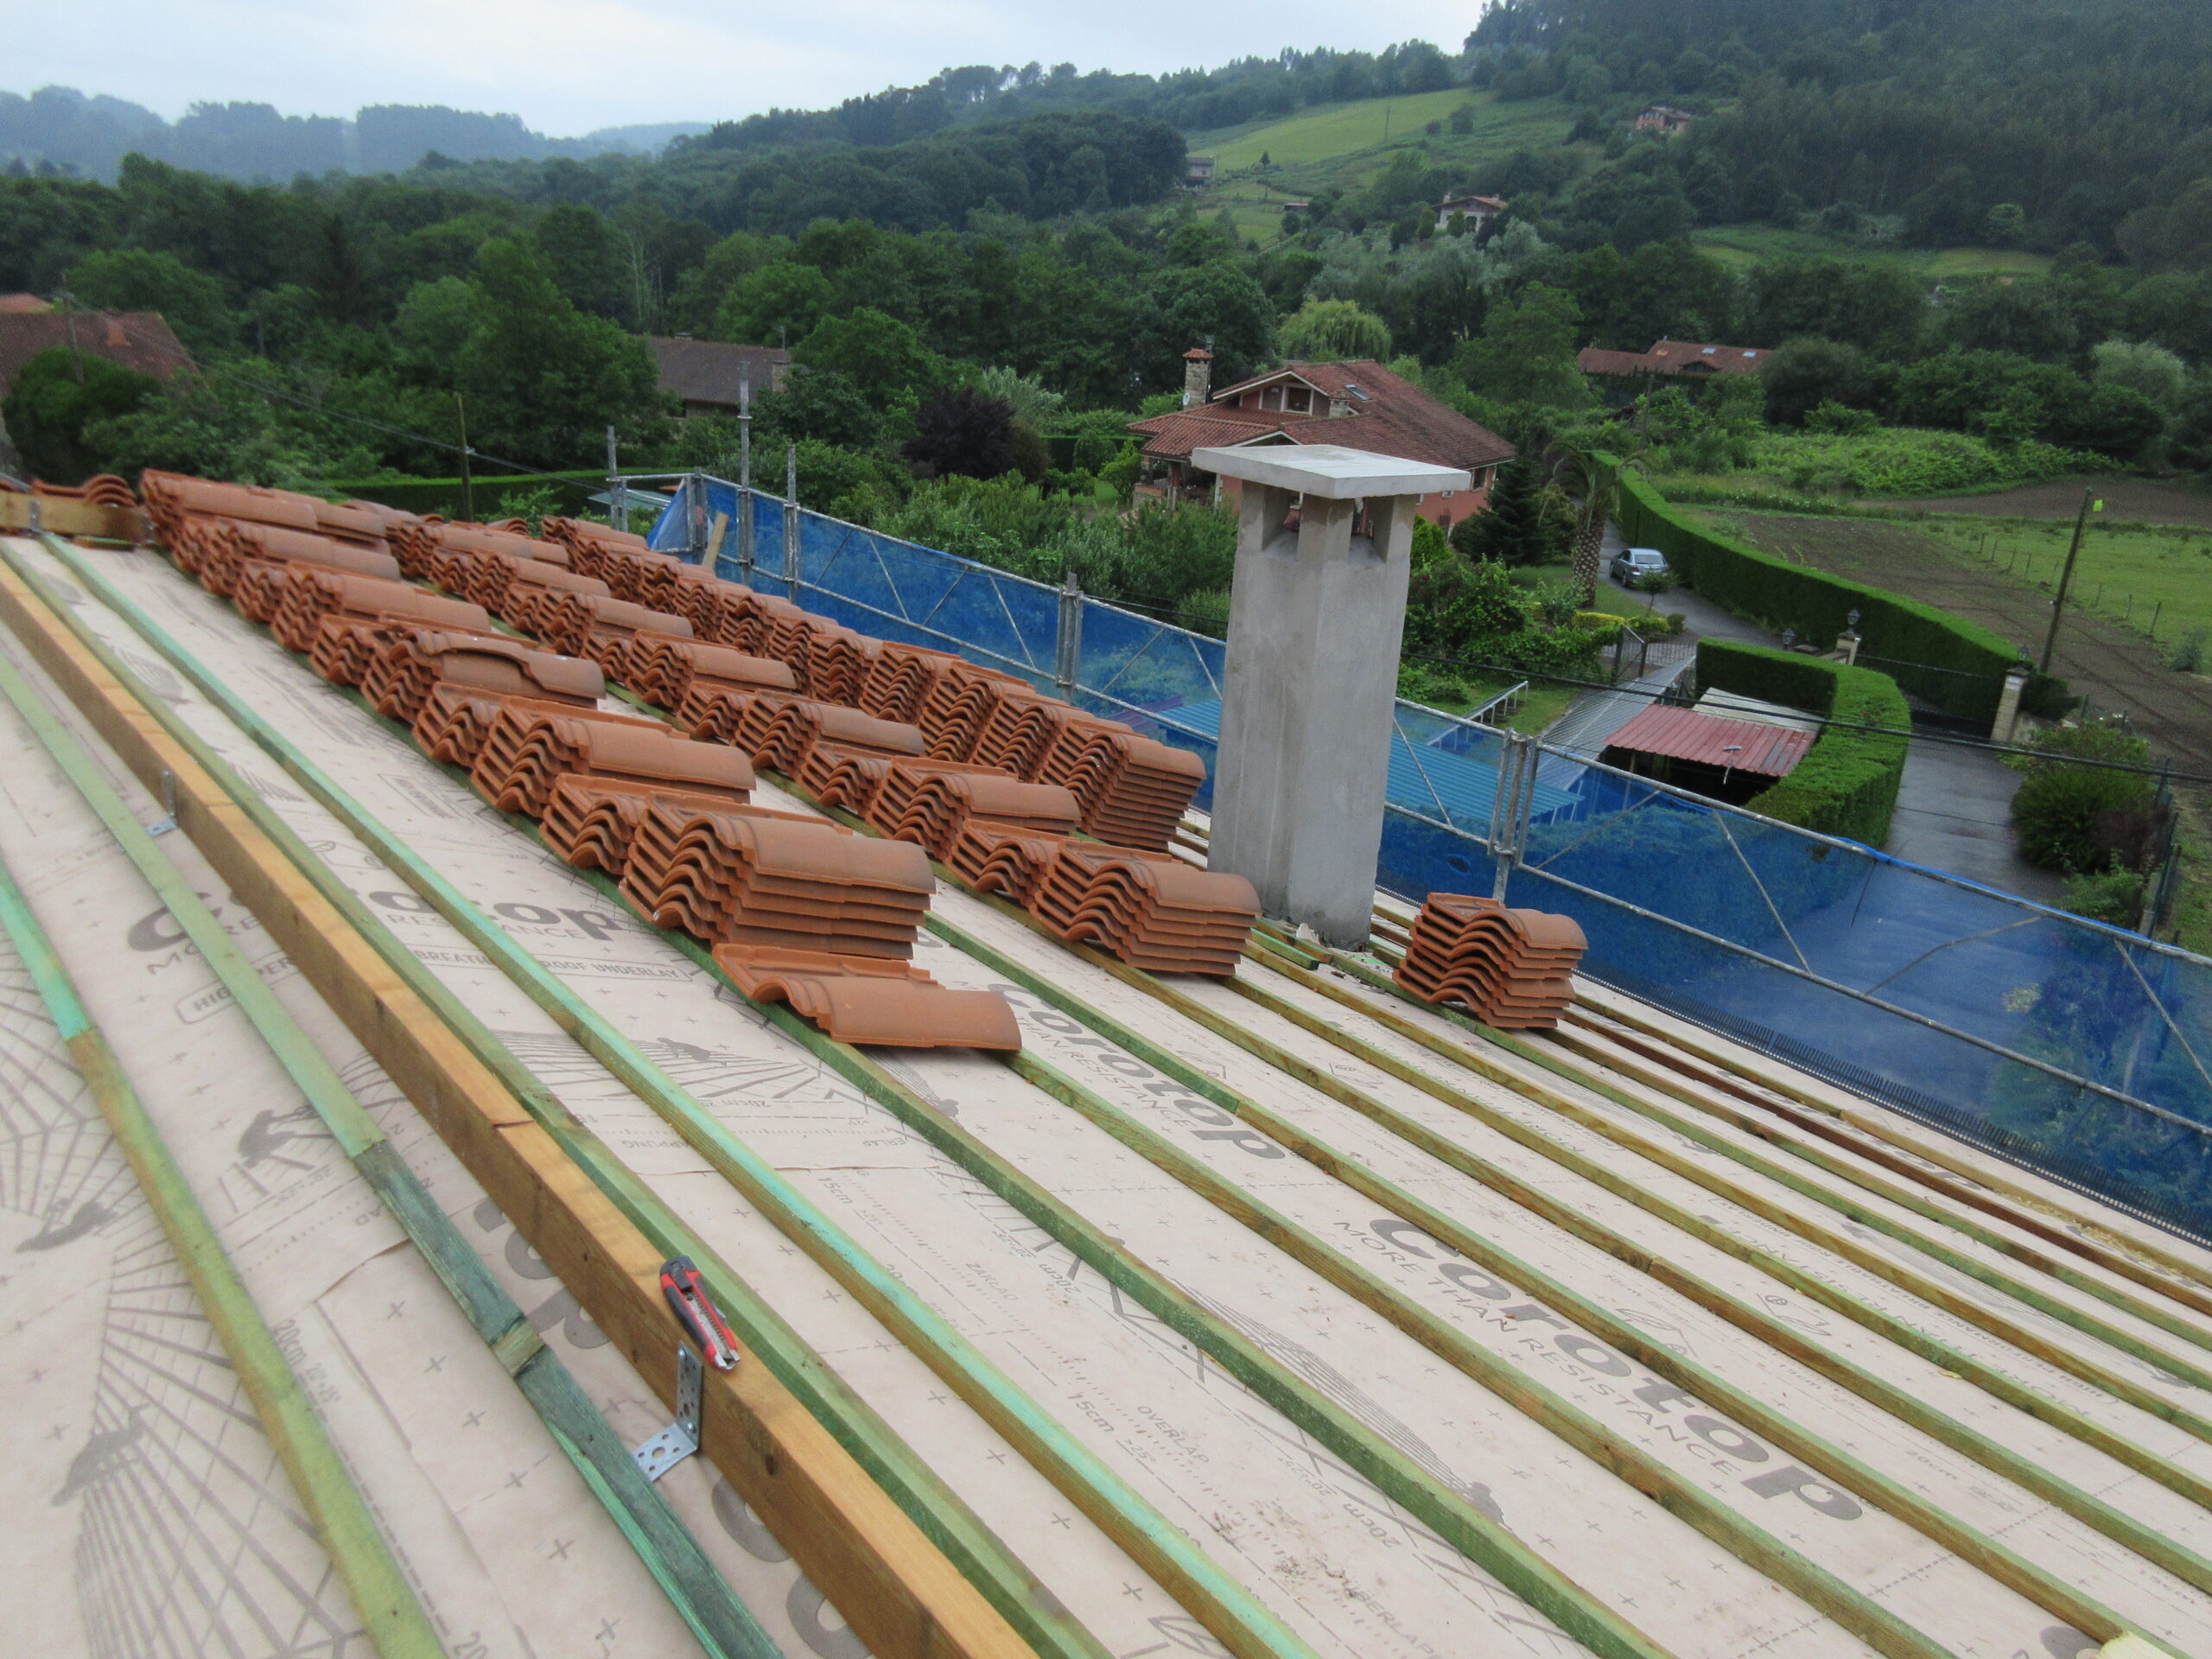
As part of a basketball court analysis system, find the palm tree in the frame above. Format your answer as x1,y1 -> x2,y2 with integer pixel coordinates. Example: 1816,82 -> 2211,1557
1557,446 -> 1619,605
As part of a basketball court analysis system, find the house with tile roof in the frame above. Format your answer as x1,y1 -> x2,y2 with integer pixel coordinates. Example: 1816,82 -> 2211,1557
648,336 -> 790,418
1577,338 -> 1767,382
0,308 -> 194,403
1127,356 -> 1515,526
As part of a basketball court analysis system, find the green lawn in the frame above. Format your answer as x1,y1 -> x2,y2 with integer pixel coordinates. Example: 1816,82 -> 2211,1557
1692,223 -> 2050,281
1916,517 -> 2212,652
1186,90 -> 1582,200
1199,90 -> 1476,168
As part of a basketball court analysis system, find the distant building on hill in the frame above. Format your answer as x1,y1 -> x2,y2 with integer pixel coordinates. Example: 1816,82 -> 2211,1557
1434,193 -> 1508,232
649,337 -> 790,418
1185,156 -> 1217,187
0,307 -> 193,403
1128,351 -> 1514,526
1578,339 -> 1765,382
1635,105 -> 1696,136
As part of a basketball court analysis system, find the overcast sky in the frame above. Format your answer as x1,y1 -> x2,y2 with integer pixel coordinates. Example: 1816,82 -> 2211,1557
14,2 -> 1484,134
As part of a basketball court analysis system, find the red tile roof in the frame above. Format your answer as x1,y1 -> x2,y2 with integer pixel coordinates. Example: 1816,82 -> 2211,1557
0,310 -> 194,399
1581,340 -> 1765,378
1130,359 -> 1514,474
1600,706 -> 1812,778
649,337 -> 789,409
1576,347 -> 1656,378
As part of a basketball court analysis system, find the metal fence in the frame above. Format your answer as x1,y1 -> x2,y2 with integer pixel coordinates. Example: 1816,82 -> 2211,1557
645,474 -> 2212,1244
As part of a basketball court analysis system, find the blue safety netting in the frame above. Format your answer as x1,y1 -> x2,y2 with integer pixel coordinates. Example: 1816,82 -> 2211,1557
649,486 -> 2212,1240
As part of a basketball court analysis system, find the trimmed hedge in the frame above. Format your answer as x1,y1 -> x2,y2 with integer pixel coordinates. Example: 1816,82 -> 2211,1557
325,471 -> 607,517
1605,455 -> 2033,723
1696,639 -> 1911,847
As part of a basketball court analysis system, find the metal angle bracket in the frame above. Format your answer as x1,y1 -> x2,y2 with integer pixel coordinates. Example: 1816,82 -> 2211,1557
146,768 -> 179,836
631,1345 -> 703,1482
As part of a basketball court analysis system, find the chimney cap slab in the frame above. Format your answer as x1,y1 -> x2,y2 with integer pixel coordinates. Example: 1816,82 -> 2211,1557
1191,443 -> 1471,499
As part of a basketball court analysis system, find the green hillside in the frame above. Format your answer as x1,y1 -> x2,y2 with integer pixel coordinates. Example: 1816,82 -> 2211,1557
1691,225 -> 2050,282
1187,90 -> 1581,194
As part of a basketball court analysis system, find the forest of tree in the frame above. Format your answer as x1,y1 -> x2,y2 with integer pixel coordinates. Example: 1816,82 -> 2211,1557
0,86 -> 702,183
9,1 -> 2212,521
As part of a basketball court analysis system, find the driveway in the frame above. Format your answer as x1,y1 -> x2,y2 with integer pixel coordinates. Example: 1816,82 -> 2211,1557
1545,520 -> 2063,906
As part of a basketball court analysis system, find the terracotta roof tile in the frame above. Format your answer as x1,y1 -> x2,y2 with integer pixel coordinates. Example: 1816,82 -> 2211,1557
0,310 -> 194,399
649,337 -> 789,408
1132,359 -> 1513,474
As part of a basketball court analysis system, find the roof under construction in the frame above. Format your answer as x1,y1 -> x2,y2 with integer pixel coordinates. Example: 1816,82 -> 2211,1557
2,484 -> 2210,1659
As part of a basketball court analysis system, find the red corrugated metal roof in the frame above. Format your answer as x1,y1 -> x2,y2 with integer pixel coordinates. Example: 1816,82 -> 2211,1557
1601,705 -> 1814,778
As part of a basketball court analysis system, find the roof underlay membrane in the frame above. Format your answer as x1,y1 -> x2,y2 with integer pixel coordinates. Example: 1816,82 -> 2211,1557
3,524 -> 2211,1659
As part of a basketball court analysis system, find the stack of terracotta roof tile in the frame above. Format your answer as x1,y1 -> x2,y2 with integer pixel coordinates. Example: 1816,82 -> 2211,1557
1031,847 -> 1258,976
971,694 -> 1116,782
29,474 -> 137,510
664,570 -> 741,639
886,772 -> 1082,861
624,634 -> 796,709
793,623 -> 876,705
363,631 -> 602,724
270,570 -> 489,653
541,516 -> 649,579
857,642 -> 963,724
535,593 -> 692,669
620,810 -> 930,959
918,662 -> 1031,760
603,547 -> 688,608
312,617 -> 435,688
861,758 -> 1015,836
945,821 -> 1077,906
201,522 -> 402,604
720,591 -> 807,657
142,473 -> 391,552
414,690 -> 654,768
730,697 -> 925,776
1392,894 -> 1586,1028
1048,731 -> 1208,853
542,777 -> 797,876
709,945 -> 1020,1050
471,708 -> 752,817
798,749 -> 904,816
495,560 -> 612,626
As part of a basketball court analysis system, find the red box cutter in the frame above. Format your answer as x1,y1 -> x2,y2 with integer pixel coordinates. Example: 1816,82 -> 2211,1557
660,1256 -> 740,1370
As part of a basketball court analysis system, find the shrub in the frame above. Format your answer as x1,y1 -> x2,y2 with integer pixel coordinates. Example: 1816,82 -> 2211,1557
2008,725 -> 2159,874
2059,868 -> 2149,929
1696,639 -> 1911,844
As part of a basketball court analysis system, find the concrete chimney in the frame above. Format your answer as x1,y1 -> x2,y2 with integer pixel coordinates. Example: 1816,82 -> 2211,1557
1193,443 -> 1471,946
1181,346 -> 1214,409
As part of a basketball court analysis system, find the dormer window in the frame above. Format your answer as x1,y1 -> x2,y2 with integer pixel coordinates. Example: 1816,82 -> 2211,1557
1287,386 -> 1312,413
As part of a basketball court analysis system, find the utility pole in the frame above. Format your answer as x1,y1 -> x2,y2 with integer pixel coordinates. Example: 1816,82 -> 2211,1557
60,287 -> 84,385
455,393 -> 474,523
736,366 -> 754,584
604,424 -> 625,535
2038,486 -> 2100,674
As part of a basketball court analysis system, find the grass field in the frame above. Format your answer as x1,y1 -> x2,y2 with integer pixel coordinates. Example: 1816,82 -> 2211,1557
1187,90 -> 1582,198
1199,90 -> 1474,168
1691,223 -> 2050,280
1917,516 -> 2212,653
